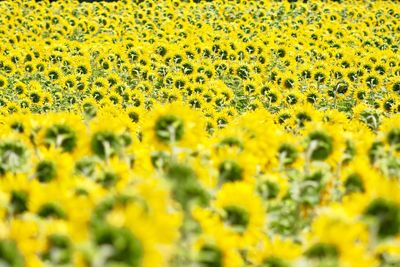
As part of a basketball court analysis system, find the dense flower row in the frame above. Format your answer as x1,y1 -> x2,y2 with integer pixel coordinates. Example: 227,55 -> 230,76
0,0 -> 399,266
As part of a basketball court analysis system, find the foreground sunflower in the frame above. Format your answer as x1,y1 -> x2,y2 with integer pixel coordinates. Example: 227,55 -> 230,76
0,0 -> 399,266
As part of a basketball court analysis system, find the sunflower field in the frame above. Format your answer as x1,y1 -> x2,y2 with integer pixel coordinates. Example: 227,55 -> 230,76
0,0 -> 400,266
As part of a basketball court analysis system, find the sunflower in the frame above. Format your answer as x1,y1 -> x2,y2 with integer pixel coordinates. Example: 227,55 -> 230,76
302,210 -> 376,267
211,148 -> 258,186
192,234 -> 243,267
8,218 -> 44,266
46,67 -> 62,82
34,113 -> 86,157
61,74 -> 76,91
13,81 -> 26,96
0,76 -> 7,90
282,72 -> 298,90
106,73 -> 121,88
28,180 -> 70,221
92,77 -> 108,90
79,97 -> 98,120
193,182 -> 265,248
142,102 -> 205,150
305,86 -> 320,105
98,178 -> 182,267
187,94 -> 204,110
379,95 -> 397,113
248,235 -> 302,266
31,147 -> 75,184
125,105 -> 146,127
339,158 -> 379,197
353,103 -> 382,131
87,114 -> 132,161
339,172 -> 400,241
75,60 -> 91,76
289,103 -> 322,130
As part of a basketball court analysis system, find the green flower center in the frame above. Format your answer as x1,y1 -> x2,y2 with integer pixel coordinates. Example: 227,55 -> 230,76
258,180 -> 280,200
308,131 -> 333,161
91,131 -> 122,160
41,235 -> 72,265
75,158 -> 96,177
154,115 -> 184,143
278,143 -> 297,166
128,112 -> 139,123
44,124 -> 77,153
10,122 -> 24,133
83,103 -> 97,119
387,128 -> 400,151
218,137 -> 243,150
36,160 -> 57,183
218,160 -> 243,183
48,70 -> 59,80
10,190 -> 28,215
305,242 -> 339,260
93,224 -> 143,267
344,173 -> 365,194
150,151 -> 171,170
97,171 -> 119,188
262,257 -> 290,267
364,198 -> 400,239
222,205 -> 249,233
0,141 -> 28,174
198,245 -> 222,267
30,93 -> 40,103
37,203 -> 67,219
